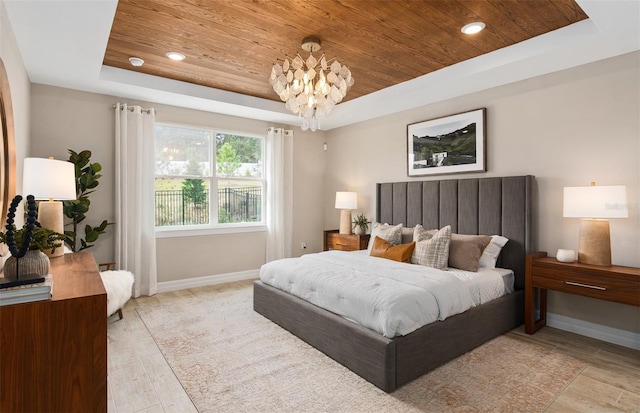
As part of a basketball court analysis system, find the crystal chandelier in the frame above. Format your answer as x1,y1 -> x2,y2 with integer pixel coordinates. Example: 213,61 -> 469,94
269,37 -> 354,131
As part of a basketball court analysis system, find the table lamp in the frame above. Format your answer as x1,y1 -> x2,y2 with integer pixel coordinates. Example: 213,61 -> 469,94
22,157 -> 76,257
563,183 -> 628,266
335,191 -> 357,234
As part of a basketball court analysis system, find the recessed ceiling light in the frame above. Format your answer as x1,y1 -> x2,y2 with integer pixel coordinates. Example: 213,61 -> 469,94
165,52 -> 186,61
128,57 -> 144,67
461,22 -> 486,35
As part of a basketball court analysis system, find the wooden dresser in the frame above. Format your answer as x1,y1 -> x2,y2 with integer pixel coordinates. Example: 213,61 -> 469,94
324,229 -> 370,251
0,251 -> 107,412
524,252 -> 640,334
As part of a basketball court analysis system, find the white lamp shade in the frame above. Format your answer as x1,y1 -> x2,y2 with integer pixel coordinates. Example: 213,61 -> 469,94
23,158 -> 76,200
335,191 -> 357,210
563,185 -> 628,219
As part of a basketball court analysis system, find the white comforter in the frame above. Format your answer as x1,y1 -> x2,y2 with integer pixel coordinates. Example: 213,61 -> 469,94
260,251 -> 478,338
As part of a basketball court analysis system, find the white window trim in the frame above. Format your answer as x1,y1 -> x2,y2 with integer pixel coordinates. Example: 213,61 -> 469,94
155,223 -> 267,238
154,123 -> 266,235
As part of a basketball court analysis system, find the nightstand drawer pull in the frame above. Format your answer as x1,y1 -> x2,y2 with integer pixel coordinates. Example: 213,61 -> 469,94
564,281 -> 606,291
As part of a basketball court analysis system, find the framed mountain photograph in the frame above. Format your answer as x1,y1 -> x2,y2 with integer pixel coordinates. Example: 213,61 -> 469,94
407,108 -> 486,176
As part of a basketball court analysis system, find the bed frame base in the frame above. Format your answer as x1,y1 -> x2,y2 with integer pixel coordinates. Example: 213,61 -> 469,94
254,175 -> 533,392
254,280 -> 524,392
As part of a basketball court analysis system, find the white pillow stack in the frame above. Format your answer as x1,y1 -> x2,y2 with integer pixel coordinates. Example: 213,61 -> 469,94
478,235 -> 509,269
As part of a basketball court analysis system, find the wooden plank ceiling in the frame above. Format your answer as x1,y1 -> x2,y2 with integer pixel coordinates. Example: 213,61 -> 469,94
104,0 -> 588,103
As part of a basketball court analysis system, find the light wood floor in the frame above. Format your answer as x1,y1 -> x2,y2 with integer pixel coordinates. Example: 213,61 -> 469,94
107,284 -> 640,413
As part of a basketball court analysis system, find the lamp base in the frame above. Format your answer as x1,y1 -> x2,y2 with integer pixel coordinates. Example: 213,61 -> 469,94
339,209 -> 352,234
578,219 -> 611,266
37,201 -> 65,258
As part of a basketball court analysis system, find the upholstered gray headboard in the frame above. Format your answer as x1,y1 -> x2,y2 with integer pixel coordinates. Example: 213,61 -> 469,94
376,175 -> 534,290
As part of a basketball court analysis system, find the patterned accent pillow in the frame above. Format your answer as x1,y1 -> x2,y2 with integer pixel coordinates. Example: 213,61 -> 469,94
411,225 -> 451,269
370,236 -> 416,263
367,222 -> 403,254
413,224 -> 436,242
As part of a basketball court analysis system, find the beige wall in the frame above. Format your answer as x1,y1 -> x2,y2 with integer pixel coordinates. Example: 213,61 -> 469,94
324,51 -> 640,334
29,85 -> 326,279
30,86 -> 116,265
292,131 -> 328,254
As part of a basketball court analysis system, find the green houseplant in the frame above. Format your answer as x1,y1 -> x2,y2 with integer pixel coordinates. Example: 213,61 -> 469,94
0,195 -> 65,277
0,225 -> 65,253
62,149 -> 112,252
352,213 -> 371,235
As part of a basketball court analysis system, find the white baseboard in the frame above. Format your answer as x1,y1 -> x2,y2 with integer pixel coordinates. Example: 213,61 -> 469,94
547,312 -> 640,350
157,269 -> 259,293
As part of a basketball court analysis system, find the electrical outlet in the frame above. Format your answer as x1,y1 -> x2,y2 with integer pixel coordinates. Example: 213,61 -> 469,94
301,242 -> 307,249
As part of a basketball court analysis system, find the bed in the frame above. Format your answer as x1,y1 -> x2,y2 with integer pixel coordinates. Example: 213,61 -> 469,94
253,175 -> 534,392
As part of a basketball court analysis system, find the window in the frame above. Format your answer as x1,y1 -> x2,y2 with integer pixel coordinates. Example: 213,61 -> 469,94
154,124 -> 264,231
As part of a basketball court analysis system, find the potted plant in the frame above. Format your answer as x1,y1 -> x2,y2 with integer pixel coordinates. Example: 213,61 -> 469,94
0,195 -> 65,278
1,226 -> 65,254
62,149 -> 112,252
352,213 -> 371,235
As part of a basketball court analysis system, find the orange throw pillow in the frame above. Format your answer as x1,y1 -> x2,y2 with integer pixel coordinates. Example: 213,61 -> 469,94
370,236 -> 416,263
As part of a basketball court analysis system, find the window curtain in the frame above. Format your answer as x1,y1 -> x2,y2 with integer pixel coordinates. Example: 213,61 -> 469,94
265,127 -> 293,262
114,103 -> 158,297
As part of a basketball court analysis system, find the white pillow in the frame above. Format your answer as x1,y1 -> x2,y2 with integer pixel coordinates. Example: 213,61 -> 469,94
367,222 -> 403,254
479,235 -> 509,269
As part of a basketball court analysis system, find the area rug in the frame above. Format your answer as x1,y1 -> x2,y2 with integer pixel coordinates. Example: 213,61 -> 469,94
136,281 -> 587,412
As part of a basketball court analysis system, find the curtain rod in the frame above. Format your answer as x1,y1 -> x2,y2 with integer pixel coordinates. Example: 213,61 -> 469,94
112,104 -> 154,114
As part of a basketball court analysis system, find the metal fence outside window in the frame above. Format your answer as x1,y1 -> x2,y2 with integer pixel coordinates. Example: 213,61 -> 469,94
155,187 -> 261,226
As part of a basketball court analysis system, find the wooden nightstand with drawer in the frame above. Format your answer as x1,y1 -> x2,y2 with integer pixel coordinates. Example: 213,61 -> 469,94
524,252 -> 640,334
323,230 -> 370,251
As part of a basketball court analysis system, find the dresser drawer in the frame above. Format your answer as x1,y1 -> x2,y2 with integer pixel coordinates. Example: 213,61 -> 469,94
323,230 -> 370,251
326,233 -> 359,251
533,266 -> 640,306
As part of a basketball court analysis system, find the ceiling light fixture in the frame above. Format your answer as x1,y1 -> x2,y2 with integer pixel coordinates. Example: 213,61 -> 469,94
461,22 -> 486,35
165,51 -> 186,61
128,57 -> 144,67
269,36 -> 354,131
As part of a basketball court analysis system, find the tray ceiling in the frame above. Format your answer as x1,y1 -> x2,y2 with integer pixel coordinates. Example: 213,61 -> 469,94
103,0 -> 588,103
5,0 -> 638,130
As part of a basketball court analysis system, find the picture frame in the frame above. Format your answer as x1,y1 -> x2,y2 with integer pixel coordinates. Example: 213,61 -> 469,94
407,108 -> 486,177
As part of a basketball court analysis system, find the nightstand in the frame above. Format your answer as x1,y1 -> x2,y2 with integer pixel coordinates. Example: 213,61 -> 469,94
524,252 -> 640,334
323,230 -> 370,251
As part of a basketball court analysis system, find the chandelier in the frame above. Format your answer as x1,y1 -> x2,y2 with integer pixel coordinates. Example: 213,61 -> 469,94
269,37 -> 354,131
